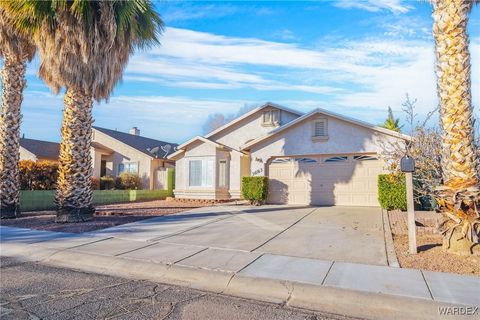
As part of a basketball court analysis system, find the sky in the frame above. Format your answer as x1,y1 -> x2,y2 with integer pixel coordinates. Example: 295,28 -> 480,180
12,0 -> 480,144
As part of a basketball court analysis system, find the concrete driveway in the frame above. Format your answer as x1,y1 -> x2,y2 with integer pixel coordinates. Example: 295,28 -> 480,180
91,205 -> 388,266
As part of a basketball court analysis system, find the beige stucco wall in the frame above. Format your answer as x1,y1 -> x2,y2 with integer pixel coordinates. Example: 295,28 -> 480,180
248,114 -> 403,176
209,108 -> 299,151
19,147 -> 38,161
92,128 -> 170,190
173,140 -> 221,199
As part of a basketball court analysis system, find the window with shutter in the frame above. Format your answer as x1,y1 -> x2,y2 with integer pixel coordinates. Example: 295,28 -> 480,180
218,160 -> 228,187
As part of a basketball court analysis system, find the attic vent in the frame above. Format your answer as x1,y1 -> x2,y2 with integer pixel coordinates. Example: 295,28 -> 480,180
313,120 -> 327,137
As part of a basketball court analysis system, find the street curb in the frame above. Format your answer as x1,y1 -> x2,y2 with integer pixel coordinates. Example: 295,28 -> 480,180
1,241 -> 475,320
382,209 -> 400,268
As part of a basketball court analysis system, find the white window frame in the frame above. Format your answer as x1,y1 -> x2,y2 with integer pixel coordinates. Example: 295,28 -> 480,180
312,118 -> 328,141
118,161 -> 139,174
188,158 -> 214,188
262,109 -> 281,127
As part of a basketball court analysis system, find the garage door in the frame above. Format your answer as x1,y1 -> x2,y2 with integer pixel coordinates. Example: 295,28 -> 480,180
268,154 -> 383,206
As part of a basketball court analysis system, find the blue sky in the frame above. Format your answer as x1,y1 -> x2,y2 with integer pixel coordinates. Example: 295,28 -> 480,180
14,0 -> 480,143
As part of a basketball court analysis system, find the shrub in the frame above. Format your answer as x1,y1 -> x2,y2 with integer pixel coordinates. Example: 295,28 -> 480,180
19,160 -> 58,190
91,176 -> 100,190
115,173 -> 142,190
242,176 -> 268,205
378,174 -> 407,211
100,175 -> 115,190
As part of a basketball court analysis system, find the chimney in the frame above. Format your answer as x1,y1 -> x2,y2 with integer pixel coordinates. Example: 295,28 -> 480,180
129,127 -> 140,136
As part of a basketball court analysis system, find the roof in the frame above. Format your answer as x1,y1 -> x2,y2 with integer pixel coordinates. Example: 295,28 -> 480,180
20,138 -> 60,159
204,102 -> 303,139
241,107 -> 412,150
93,126 -> 178,159
168,136 -> 241,160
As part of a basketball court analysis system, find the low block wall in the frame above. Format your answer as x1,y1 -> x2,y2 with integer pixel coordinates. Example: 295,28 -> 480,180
20,169 -> 175,211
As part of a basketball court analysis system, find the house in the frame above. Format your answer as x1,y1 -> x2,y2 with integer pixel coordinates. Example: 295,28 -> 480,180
20,138 -> 60,162
168,102 -> 410,206
91,126 -> 177,190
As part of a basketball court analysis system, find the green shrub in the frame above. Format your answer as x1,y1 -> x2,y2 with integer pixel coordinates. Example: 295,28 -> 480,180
115,173 -> 142,190
378,174 -> 407,211
242,176 -> 268,205
100,175 -> 115,190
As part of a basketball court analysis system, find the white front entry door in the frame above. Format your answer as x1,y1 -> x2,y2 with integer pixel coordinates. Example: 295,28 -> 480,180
267,155 -> 383,206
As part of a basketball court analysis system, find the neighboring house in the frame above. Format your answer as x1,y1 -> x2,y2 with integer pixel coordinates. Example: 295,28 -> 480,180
92,126 -> 177,190
20,138 -> 60,162
169,102 -> 410,206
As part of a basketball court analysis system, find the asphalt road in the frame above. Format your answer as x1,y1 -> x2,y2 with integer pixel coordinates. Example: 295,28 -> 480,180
0,257 -> 360,320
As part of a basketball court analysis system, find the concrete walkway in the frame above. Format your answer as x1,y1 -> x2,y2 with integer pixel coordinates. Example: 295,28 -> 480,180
1,206 -> 479,320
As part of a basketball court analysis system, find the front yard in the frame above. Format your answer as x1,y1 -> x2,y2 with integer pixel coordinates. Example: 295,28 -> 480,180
389,210 -> 480,276
0,199 -> 211,233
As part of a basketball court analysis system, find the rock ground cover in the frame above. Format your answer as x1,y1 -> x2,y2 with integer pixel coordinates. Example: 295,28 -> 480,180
0,199 -> 210,233
389,211 -> 480,276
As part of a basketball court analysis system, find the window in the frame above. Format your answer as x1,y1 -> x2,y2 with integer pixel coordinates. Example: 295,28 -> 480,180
262,109 -> 281,126
354,155 -> 378,161
295,158 -> 317,164
218,160 -> 228,187
313,119 -> 328,138
325,156 -> 348,163
271,158 -> 291,164
189,159 -> 214,187
118,162 -> 138,174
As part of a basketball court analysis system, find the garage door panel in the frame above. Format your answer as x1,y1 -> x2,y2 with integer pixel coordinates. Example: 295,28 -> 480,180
268,155 -> 382,206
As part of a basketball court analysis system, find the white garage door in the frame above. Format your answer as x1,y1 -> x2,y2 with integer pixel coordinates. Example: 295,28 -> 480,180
268,154 -> 383,206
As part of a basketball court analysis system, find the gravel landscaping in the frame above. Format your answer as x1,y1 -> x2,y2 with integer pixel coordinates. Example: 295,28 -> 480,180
0,199 -> 211,233
389,210 -> 480,276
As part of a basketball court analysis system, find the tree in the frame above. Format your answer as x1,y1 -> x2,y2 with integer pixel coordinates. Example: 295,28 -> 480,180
380,106 -> 402,132
431,0 -> 480,254
202,103 -> 259,134
0,8 -> 35,218
378,95 -> 442,206
4,0 -> 163,222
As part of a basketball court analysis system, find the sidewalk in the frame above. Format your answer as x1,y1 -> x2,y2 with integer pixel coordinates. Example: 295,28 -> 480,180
1,209 -> 479,320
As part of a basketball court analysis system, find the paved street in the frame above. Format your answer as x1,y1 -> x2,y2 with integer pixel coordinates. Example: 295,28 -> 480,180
0,257 -> 359,320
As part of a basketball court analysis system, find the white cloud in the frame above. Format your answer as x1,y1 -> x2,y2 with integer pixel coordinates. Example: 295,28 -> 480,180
333,0 -> 412,14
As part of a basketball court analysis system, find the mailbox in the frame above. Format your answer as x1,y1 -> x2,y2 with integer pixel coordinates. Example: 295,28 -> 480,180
400,155 -> 415,173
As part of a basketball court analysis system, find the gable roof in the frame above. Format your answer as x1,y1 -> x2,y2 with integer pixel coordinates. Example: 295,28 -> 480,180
20,138 -> 60,159
167,135 -> 242,160
93,126 -> 178,159
204,102 -> 303,139
241,107 -> 412,150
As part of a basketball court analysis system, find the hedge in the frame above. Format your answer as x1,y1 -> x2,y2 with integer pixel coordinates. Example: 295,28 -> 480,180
378,174 -> 407,211
242,176 -> 269,205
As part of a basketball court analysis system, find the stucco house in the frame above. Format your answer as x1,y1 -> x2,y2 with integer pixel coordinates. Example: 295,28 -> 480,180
168,102 -> 409,206
20,138 -> 60,162
91,126 -> 177,190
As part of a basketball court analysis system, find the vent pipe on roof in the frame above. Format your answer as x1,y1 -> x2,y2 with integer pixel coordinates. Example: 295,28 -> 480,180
129,127 -> 140,136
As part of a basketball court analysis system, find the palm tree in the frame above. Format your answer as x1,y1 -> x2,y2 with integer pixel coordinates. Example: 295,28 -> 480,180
0,8 -> 35,219
4,0 -> 163,222
380,107 -> 402,133
431,0 -> 480,254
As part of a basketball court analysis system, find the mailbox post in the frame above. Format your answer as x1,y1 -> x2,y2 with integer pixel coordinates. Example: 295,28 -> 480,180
401,155 -> 417,254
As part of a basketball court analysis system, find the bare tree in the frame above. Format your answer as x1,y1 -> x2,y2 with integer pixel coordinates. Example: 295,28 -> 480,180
378,94 -> 442,205
202,103 -> 260,134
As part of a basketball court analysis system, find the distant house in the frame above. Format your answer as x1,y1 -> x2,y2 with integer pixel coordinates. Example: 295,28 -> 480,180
20,138 -> 60,162
92,126 -> 177,190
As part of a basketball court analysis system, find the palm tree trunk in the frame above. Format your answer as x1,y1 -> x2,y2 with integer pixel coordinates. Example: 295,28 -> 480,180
0,57 -> 26,219
55,88 -> 95,223
432,0 -> 480,255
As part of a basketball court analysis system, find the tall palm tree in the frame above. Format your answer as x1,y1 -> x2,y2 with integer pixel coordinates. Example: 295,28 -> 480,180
431,0 -> 480,254
5,0 -> 163,222
0,8 -> 35,218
